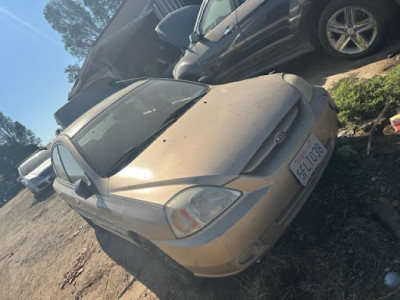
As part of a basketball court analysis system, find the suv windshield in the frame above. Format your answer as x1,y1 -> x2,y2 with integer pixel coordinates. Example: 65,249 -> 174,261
18,150 -> 50,176
73,79 -> 208,177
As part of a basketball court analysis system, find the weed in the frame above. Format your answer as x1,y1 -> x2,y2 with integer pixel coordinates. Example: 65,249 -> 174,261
329,65 -> 400,125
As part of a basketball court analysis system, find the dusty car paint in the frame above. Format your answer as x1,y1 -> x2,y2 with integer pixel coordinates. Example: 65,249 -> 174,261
52,75 -> 338,278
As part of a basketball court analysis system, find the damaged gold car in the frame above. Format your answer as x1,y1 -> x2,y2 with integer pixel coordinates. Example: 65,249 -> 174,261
52,74 -> 338,283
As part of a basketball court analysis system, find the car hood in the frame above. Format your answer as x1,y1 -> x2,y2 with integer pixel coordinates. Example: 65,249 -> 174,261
24,158 -> 53,180
109,75 -> 301,204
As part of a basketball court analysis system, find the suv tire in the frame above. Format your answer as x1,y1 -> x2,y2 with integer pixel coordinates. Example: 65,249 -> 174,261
318,0 -> 390,59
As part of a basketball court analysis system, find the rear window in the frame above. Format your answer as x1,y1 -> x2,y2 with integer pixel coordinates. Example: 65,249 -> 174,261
18,150 -> 50,176
72,79 -> 208,177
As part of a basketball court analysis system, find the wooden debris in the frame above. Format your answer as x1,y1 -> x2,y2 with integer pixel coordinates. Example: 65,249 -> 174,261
60,243 -> 93,289
367,101 -> 394,155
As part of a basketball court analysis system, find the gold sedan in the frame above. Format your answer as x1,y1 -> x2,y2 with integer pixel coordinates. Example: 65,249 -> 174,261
52,74 -> 338,284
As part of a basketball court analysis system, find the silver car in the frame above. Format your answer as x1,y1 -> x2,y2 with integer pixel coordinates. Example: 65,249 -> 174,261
52,74 -> 338,283
17,148 -> 55,196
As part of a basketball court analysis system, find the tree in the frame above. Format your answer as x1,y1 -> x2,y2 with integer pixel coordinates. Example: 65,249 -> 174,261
0,112 -> 41,146
65,63 -> 81,83
0,112 -> 41,200
44,0 -> 124,83
44,0 -> 123,59
83,0 -> 124,29
44,0 -> 101,60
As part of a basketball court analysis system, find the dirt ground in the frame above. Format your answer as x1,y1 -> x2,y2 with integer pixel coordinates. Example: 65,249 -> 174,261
1,39 -> 400,300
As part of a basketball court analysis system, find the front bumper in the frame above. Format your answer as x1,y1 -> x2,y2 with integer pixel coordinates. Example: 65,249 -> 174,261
25,175 -> 54,194
152,88 -> 338,277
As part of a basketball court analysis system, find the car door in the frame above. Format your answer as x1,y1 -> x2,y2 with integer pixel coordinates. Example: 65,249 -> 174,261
52,143 -> 112,223
232,0 -> 297,77
193,0 -> 247,82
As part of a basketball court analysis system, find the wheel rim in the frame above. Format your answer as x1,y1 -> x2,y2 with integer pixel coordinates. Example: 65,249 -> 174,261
326,6 -> 378,55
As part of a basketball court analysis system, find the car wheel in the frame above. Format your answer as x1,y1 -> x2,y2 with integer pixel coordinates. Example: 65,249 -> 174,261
318,0 -> 390,59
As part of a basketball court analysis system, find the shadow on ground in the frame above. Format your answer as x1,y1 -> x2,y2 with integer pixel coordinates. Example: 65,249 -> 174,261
31,187 -> 55,205
93,226 -> 241,299
275,25 -> 400,86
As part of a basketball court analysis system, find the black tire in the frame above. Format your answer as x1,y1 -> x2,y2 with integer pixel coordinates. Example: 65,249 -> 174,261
318,0 -> 391,59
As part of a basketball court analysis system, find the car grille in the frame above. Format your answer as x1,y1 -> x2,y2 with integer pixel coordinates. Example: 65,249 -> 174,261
242,102 -> 300,173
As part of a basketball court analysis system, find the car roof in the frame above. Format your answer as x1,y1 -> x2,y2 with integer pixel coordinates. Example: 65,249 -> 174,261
60,79 -> 148,139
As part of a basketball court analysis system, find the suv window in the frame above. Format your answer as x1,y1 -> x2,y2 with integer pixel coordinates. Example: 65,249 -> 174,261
199,0 -> 235,36
52,144 -> 87,184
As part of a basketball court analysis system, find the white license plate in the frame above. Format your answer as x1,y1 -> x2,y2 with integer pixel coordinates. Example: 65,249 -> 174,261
290,134 -> 327,186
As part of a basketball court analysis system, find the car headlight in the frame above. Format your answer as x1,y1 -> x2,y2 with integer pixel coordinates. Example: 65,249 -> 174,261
165,186 -> 242,238
283,73 -> 313,103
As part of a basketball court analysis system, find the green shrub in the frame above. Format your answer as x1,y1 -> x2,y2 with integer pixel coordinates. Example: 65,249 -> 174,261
329,65 -> 400,124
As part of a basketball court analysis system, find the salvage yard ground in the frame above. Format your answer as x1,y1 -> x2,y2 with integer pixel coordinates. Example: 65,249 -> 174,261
1,37 -> 400,299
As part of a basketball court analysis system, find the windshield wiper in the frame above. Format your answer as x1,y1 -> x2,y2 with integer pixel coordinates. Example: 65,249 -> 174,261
159,97 -> 197,128
106,138 -> 152,177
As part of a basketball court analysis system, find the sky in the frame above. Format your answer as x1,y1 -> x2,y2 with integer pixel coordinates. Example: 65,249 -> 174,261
0,0 -> 77,145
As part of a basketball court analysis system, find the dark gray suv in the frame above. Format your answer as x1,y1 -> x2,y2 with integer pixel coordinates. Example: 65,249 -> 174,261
170,0 -> 399,84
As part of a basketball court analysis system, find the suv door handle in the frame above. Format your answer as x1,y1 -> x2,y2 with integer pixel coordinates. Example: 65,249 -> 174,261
224,25 -> 235,35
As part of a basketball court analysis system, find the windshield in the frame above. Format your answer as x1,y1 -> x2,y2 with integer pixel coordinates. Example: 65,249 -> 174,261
18,150 -> 50,176
73,79 -> 208,177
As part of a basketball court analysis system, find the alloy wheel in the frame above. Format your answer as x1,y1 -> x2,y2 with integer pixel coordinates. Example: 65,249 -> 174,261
326,6 -> 378,55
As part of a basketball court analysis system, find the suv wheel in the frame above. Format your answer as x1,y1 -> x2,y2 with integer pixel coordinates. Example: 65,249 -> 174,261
318,0 -> 390,59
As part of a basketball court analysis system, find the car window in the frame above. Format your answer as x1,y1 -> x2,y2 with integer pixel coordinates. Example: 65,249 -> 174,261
18,150 -> 50,176
52,145 -> 70,182
73,79 -> 208,177
199,0 -> 235,36
52,144 -> 87,184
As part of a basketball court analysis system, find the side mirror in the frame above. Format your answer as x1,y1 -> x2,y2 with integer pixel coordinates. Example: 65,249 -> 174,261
74,179 -> 94,199
17,177 -> 22,183
189,31 -> 202,44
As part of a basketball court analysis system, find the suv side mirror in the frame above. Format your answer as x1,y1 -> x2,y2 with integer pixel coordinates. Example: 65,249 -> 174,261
189,31 -> 202,43
74,179 -> 94,199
